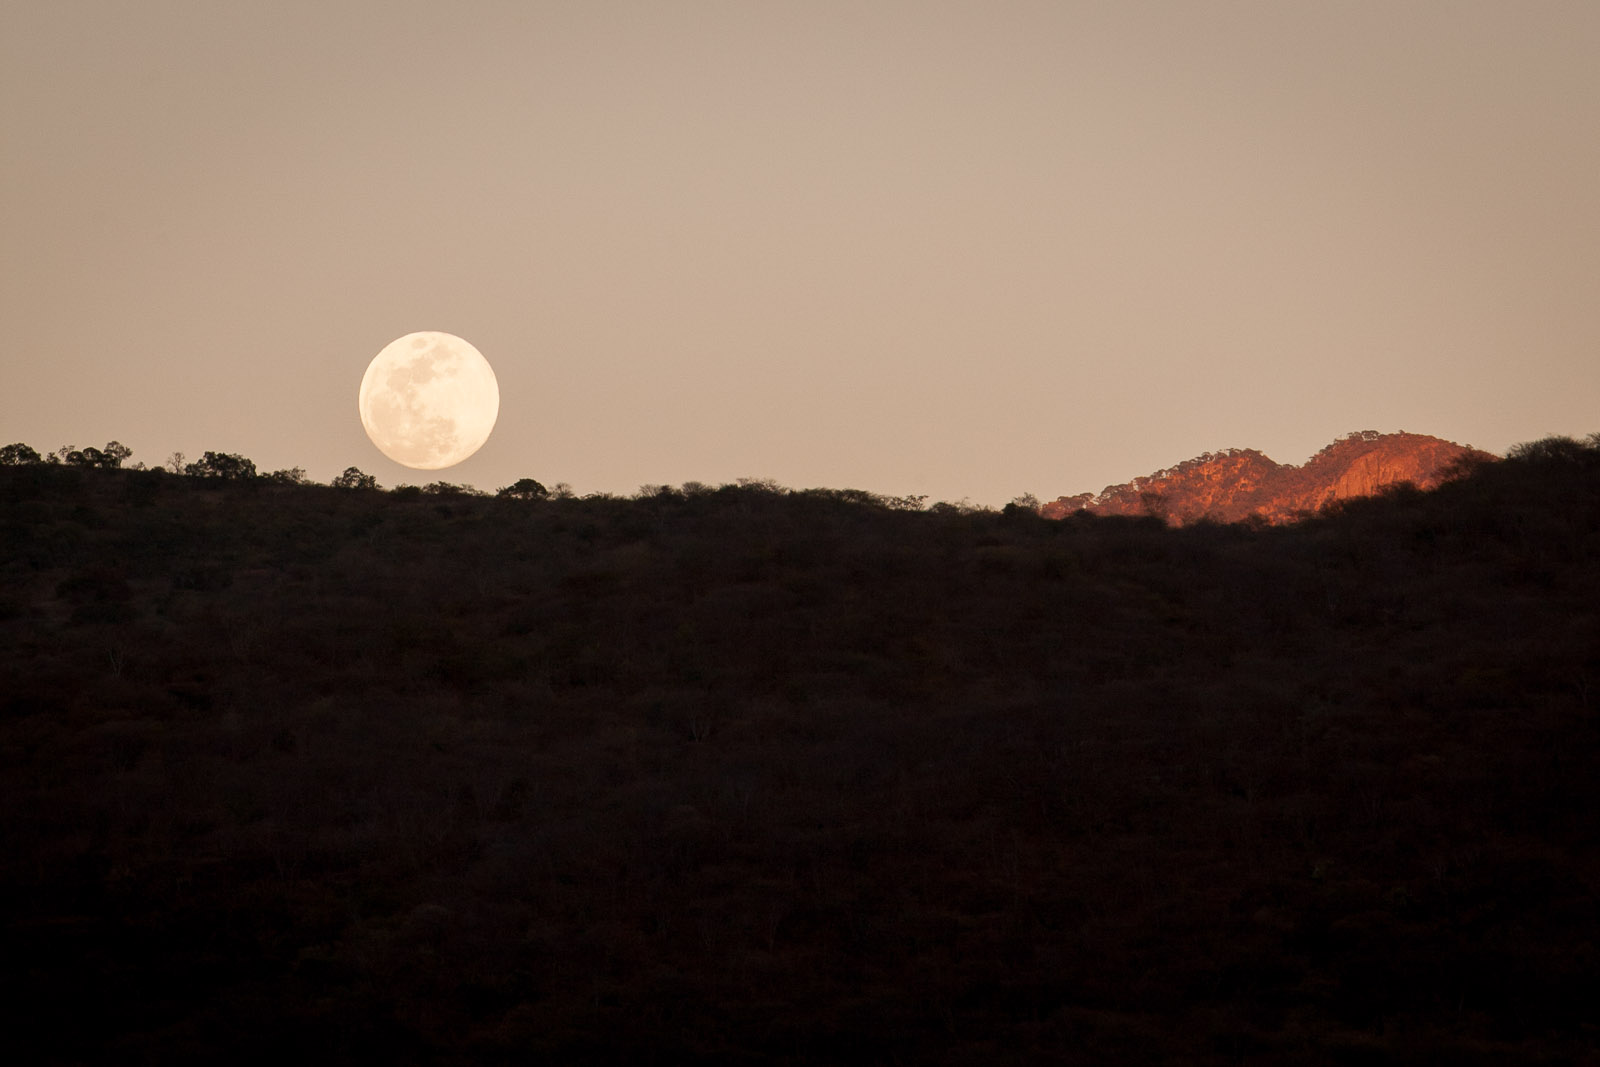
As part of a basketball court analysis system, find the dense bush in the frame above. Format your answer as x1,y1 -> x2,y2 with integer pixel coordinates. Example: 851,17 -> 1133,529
2,437 -> 1598,1063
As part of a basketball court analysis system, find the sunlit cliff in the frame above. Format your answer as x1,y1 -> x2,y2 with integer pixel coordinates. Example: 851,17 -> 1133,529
1042,431 -> 1495,524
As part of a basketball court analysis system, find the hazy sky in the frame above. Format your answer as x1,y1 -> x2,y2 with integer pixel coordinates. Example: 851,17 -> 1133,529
4,1 -> 1598,503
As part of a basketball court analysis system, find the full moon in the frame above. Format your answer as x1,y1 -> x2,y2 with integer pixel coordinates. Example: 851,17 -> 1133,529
358,332 -> 500,470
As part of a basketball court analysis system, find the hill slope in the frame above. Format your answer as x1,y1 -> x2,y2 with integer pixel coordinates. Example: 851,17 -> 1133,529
1042,430 -> 1493,524
2,438 -> 1598,1064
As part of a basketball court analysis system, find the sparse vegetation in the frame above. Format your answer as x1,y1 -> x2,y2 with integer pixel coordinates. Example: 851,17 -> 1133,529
2,435 -> 1598,1064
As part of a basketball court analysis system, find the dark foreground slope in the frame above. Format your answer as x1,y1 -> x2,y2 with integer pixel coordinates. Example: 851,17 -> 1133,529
2,440 -> 1598,1065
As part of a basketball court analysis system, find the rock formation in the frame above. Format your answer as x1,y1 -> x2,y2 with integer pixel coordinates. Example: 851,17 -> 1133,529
1040,431 -> 1495,525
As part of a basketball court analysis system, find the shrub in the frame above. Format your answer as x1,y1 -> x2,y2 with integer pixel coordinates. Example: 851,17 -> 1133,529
331,467 -> 379,490
497,478 -> 549,500
185,451 -> 257,480
267,467 -> 312,485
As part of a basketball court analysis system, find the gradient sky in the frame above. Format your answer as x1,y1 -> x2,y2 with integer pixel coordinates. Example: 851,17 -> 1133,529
4,1 -> 1598,504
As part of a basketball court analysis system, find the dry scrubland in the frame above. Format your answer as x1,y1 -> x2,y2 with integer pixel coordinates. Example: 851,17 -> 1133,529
2,439 -> 1598,1064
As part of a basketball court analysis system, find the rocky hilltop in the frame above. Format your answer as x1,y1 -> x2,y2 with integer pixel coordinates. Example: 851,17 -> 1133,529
1041,430 -> 1495,524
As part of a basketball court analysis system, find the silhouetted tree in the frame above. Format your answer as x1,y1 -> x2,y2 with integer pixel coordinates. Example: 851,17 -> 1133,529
0,443 -> 41,466
497,478 -> 549,500
1002,496 -> 1045,521
65,447 -> 104,468
267,467 -> 312,485
1138,490 -> 1169,521
61,441 -> 131,469
635,484 -> 680,501
736,476 -> 785,494
1508,435 -> 1592,464
331,467 -> 378,490
184,451 -> 257,480
422,481 -> 484,496
928,499 -> 984,516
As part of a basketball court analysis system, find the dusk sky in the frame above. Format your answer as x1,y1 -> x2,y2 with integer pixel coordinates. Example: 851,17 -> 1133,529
4,1 -> 1598,504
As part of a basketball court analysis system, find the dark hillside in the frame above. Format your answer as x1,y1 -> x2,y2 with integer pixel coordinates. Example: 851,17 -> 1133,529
2,439 -> 1599,1064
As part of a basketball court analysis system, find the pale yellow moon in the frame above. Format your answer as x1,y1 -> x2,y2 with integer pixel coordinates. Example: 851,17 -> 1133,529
358,332 -> 499,470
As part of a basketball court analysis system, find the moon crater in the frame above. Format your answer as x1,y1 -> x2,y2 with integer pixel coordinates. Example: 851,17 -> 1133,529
359,332 -> 499,470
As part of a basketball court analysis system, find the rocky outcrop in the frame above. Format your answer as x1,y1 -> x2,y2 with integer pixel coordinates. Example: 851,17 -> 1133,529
1040,431 -> 1495,525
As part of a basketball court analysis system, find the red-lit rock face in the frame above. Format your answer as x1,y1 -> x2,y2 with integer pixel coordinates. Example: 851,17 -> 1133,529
1041,431 -> 1495,525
